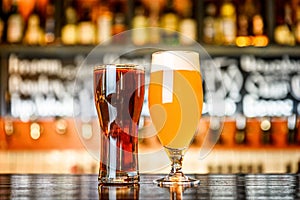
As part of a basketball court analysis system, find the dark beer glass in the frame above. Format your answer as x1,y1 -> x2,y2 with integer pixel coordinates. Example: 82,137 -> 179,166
94,64 -> 145,184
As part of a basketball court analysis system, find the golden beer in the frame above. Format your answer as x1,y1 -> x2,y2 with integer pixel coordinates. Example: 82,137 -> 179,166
149,51 -> 203,149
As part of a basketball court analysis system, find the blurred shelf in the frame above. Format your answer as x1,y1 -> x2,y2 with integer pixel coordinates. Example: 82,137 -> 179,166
203,44 -> 300,58
0,44 -> 300,58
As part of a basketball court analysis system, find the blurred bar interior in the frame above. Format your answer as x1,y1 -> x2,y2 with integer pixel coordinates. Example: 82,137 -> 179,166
0,0 -> 300,174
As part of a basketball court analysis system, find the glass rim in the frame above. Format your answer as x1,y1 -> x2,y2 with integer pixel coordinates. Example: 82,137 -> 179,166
152,50 -> 199,56
94,64 -> 144,71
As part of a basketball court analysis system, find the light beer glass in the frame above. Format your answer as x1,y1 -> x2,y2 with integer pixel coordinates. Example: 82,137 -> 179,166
94,64 -> 145,184
148,51 -> 203,186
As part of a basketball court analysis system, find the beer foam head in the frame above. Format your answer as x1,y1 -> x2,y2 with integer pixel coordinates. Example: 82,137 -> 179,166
151,51 -> 200,72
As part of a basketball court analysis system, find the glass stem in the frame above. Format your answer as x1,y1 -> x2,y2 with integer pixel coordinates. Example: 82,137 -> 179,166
165,147 -> 185,176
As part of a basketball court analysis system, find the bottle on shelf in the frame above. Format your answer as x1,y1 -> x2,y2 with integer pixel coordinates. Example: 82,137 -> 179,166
112,12 -> 126,43
113,13 -> 127,34
251,14 -> 268,47
274,2 -> 296,46
178,0 -> 197,45
220,0 -> 237,45
132,2 -> 148,45
61,2 -> 78,45
235,0 -> 268,47
96,1 -> 113,44
236,0 -> 252,47
236,0 -> 268,47
203,3 -> 217,44
295,4 -> 300,44
23,4 -> 44,45
6,0 -> 24,43
148,1 -> 160,44
160,0 -> 179,44
111,1 -> 127,42
77,6 -> 96,45
44,3 -> 56,44
236,14 -> 251,47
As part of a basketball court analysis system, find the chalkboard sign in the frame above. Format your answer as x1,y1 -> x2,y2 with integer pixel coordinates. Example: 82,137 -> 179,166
202,55 -> 300,117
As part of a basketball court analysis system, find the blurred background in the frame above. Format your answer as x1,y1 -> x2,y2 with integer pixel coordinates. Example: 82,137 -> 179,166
0,0 -> 300,174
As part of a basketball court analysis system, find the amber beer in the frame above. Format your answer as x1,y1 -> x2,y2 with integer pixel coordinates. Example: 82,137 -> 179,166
94,64 -> 144,184
149,51 -> 203,149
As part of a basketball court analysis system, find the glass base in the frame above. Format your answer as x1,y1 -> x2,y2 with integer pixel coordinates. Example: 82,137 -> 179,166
153,173 -> 200,187
154,147 -> 200,187
99,172 -> 139,185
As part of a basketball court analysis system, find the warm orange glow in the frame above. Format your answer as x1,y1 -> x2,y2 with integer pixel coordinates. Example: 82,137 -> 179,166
236,36 -> 252,47
0,118 -> 99,150
252,35 -> 269,47
18,0 -> 35,21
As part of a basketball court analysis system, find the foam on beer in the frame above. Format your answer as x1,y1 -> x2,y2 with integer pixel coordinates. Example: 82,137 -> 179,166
151,51 -> 200,72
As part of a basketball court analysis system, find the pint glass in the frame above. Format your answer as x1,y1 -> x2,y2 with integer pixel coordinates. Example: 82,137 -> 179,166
94,64 -> 145,184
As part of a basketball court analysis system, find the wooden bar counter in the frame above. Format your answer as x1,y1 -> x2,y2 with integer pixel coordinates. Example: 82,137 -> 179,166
0,173 -> 299,199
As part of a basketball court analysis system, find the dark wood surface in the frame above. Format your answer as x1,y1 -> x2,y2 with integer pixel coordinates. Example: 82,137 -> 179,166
0,173 -> 299,199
